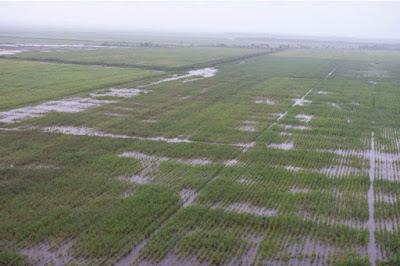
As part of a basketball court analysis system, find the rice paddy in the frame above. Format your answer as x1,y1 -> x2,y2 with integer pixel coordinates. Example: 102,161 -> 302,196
1,43 -> 400,266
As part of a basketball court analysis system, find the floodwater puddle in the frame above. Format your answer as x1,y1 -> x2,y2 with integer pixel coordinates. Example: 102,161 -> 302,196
233,141 -> 256,152
238,120 -> 257,132
213,202 -> 277,217
326,67 -> 336,79
327,102 -> 341,109
120,175 -> 152,185
115,239 -> 149,266
268,141 -> 294,150
149,67 -> 218,85
0,49 -> 26,55
292,89 -> 313,107
179,188 -> 198,207
119,151 -> 212,167
319,165 -> 362,177
142,119 -> 158,123
284,165 -> 304,172
295,114 -> 314,123
0,98 -> 115,123
237,177 -> 256,185
377,193 -> 397,204
292,98 -> 312,106
239,234 -> 263,265
20,241 -> 82,266
274,112 -> 288,121
224,159 -> 239,166
90,88 -> 150,98
289,186 -> 311,193
42,126 -> 191,143
255,97 -> 274,105
104,112 -> 127,117
282,124 -> 309,131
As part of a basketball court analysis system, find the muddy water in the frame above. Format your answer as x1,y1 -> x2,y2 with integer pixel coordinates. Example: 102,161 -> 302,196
368,131 -> 377,266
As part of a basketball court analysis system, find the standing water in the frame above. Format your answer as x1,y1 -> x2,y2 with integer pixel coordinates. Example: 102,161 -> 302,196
368,131 -> 377,266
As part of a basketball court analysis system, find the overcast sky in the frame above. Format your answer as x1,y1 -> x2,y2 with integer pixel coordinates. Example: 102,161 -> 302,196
1,1 -> 400,40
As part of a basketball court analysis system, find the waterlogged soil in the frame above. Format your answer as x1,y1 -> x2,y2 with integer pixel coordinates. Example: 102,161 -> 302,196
0,49 -> 26,55
90,88 -> 151,98
289,186 -> 312,194
238,120 -> 257,132
179,188 -> 198,207
0,67 -> 219,124
233,142 -> 256,152
255,97 -> 274,105
43,126 -> 191,144
213,202 -> 277,217
292,89 -> 313,107
282,124 -> 310,131
0,98 -> 115,123
20,242 -> 82,266
149,67 -> 218,85
295,114 -> 313,123
268,141 -> 295,150
236,177 -> 256,186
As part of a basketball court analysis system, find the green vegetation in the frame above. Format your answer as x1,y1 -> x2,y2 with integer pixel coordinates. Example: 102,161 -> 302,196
10,47 -> 263,70
0,58 -> 156,110
1,45 -> 400,265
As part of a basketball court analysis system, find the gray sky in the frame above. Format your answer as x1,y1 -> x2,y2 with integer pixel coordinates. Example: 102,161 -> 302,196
1,1 -> 400,40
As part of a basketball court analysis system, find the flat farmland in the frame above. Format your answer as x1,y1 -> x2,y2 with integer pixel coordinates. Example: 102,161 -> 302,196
7,47 -> 265,70
1,47 -> 400,266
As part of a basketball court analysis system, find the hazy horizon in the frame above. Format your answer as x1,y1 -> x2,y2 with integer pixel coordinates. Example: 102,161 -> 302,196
1,1 -> 400,41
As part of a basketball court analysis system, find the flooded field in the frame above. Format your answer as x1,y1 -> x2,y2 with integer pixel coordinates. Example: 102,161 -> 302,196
1,46 -> 400,266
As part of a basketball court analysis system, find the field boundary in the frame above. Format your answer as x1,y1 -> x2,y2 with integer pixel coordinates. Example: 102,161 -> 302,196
0,50 -> 276,71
